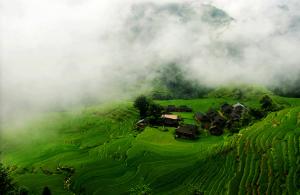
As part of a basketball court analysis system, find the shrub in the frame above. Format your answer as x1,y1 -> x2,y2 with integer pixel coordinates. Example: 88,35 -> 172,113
260,95 -> 280,112
0,163 -> 15,194
249,108 -> 265,119
129,183 -> 152,195
42,186 -> 51,195
147,103 -> 163,119
19,186 -> 29,195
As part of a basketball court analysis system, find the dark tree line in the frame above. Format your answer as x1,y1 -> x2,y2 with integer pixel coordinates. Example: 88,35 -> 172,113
133,96 -> 150,118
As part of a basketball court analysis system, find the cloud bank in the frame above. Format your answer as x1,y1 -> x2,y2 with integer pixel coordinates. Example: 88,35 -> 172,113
1,0 -> 300,122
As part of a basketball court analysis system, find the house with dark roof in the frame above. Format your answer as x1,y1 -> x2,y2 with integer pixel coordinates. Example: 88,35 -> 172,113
206,109 -> 219,121
175,124 -> 198,139
221,103 -> 233,116
209,115 -> 226,136
212,115 -> 226,128
194,112 -> 211,129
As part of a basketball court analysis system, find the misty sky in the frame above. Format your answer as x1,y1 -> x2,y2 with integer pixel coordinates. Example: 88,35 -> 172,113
1,0 -> 300,121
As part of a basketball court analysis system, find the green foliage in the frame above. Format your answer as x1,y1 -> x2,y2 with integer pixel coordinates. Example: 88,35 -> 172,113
18,186 -> 29,195
0,163 -> 15,194
129,183 -> 152,195
187,184 -> 204,195
134,95 -> 163,124
147,102 -> 163,119
260,95 -> 280,112
42,186 -> 51,195
260,95 -> 273,110
1,102 -> 138,194
249,108 -> 265,119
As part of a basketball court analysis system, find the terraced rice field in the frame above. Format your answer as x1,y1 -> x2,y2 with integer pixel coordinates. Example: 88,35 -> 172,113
1,97 -> 300,194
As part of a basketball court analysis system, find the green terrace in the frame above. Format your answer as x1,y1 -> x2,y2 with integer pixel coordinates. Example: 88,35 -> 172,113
1,95 -> 300,194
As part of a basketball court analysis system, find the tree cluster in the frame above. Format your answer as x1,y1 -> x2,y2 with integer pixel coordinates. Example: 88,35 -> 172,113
198,95 -> 280,136
0,163 -> 16,194
129,183 -> 152,195
197,103 -> 250,136
259,95 -> 280,112
133,95 -> 163,124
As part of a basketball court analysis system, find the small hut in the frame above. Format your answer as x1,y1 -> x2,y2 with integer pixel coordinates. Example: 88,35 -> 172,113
227,103 -> 247,123
175,124 -> 198,139
136,119 -> 148,129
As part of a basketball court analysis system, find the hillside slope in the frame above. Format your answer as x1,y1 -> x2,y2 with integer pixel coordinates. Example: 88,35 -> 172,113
1,97 -> 300,194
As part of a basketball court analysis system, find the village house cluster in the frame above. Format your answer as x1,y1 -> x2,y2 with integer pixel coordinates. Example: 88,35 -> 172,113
195,103 -> 248,135
136,102 -> 250,140
136,105 -> 199,139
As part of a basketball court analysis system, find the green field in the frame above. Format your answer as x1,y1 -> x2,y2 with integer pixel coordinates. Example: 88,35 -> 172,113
1,96 -> 300,194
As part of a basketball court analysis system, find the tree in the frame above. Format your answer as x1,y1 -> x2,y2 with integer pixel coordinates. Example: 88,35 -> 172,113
233,88 -> 243,100
147,103 -> 163,119
0,163 -> 15,194
42,186 -> 51,195
260,95 -> 278,112
249,108 -> 265,119
134,96 -> 150,118
147,103 -> 163,125
19,186 -> 29,195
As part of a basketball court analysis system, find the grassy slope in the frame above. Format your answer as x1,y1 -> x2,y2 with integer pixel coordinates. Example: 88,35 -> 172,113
1,97 -> 300,194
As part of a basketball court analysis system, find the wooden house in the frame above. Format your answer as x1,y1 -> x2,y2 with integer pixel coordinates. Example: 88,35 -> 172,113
175,124 -> 198,139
